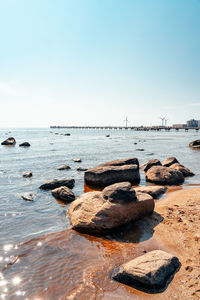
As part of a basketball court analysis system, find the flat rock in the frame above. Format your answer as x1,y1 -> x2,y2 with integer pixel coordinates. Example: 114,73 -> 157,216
169,163 -> 194,177
84,158 -> 140,187
77,167 -> 87,171
111,250 -> 181,293
21,193 -> 35,202
57,165 -> 71,170
135,185 -> 167,199
19,142 -> 31,147
51,186 -> 75,203
162,157 -> 179,167
146,166 -> 184,185
73,158 -> 82,163
1,137 -> 16,145
189,140 -> 200,148
69,182 -> 154,234
22,172 -> 32,178
141,159 -> 162,172
39,179 -> 75,190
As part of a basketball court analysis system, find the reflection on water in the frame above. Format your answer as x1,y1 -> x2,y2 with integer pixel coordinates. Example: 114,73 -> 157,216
0,128 -> 200,298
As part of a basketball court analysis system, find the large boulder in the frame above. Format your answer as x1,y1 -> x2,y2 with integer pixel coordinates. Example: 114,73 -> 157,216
189,140 -> 200,148
69,182 -> 154,234
1,137 -> 16,145
111,250 -> 181,293
141,159 -> 161,172
84,158 -> 140,187
135,185 -> 167,199
162,157 -> 179,167
169,163 -> 194,177
146,166 -> 184,185
51,186 -> 75,203
39,179 -> 75,190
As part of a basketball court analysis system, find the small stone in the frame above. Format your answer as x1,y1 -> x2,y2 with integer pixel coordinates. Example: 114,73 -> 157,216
51,186 -> 75,203
57,165 -> 71,170
1,137 -> 16,145
73,158 -> 82,163
77,167 -> 87,171
19,142 -> 31,147
22,172 -> 32,178
21,193 -> 35,202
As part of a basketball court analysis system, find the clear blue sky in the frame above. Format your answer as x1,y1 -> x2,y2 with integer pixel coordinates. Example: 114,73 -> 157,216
0,0 -> 200,127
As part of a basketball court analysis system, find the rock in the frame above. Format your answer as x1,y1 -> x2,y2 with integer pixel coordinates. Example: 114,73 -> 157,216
146,166 -> 184,185
169,163 -> 194,177
84,158 -> 140,187
57,165 -> 71,171
77,167 -> 87,171
21,193 -> 35,202
136,149 -> 144,151
162,157 -> 179,167
73,158 -> 82,163
64,133 -> 71,136
106,134 -> 110,137
111,250 -> 181,293
19,142 -> 30,147
22,172 -> 32,178
39,179 -> 75,190
189,140 -> 200,148
135,185 -> 167,199
1,137 -> 16,145
69,182 -> 154,234
51,186 -> 75,203
134,142 -> 137,145
141,159 -> 162,172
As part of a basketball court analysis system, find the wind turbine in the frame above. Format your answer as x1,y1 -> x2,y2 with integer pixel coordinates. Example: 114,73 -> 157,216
160,116 -> 166,127
124,116 -> 129,128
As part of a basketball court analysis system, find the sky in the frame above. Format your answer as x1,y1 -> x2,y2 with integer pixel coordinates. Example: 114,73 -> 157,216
0,0 -> 200,127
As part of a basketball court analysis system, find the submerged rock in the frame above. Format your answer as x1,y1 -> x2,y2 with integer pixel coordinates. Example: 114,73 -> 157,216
135,185 -> 167,199
84,158 -> 140,187
141,159 -> 162,172
146,166 -> 184,185
1,137 -> 16,145
39,179 -> 75,190
19,142 -> 31,147
111,250 -> 181,293
162,157 -> 179,167
69,182 -> 154,234
169,163 -> 194,177
22,172 -> 32,178
51,186 -> 75,203
189,140 -> 200,148
57,165 -> 71,171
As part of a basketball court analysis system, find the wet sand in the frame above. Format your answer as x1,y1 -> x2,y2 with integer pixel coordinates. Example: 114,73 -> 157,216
1,188 -> 200,299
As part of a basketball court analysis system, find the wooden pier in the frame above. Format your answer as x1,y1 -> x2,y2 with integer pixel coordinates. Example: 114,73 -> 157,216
50,126 -> 200,131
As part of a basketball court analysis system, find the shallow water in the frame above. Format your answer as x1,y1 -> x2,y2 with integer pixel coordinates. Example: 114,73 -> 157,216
0,128 -> 199,299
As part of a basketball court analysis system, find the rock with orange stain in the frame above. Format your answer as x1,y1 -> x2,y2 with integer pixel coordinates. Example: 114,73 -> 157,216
69,182 -> 154,234
146,166 -> 184,185
169,163 -> 194,177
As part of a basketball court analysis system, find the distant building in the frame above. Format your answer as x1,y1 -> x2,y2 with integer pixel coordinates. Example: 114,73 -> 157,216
172,124 -> 187,128
187,119 -> 198,128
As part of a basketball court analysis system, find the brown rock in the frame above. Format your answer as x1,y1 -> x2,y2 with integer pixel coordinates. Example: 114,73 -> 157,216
169,163 -> 194,177
189,140 -> 200,148
57,165 -> 71,170
146,166 -> 184,185
22,172 -> 32,178
1,137 -> 16,145
69,182 -> 154,234
51,186 -> 75,203
162,157 -> 179,167
135,185 -> 167,199
73,158 -> 82,163
111,250 -> 181,293
84,158 -> 140,187
39,179 -> 75,190
141,159 -> 162,172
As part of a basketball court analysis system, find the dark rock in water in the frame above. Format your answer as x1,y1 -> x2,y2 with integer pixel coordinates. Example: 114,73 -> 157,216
106,134 -> 110,137
134,142 -> 137,145
84,158 -> 140,187
146,166 -> 184,185
19,142 -> 31,147
189,140 -> 200,148
169,163 -> 194,177
111,250 -> 181,293
136,149 -> 144,151
39,179 -> 75,190
73,158 -> 82,163
21,193 -> 35,202
57,165 -> 71,171
135,185 -> 167,199
64,133 -> 71,136
1,137 -> 16,145
51,186 -> 75,203
22,172 -> 32,178
77,167 -> 87,171
141,159 -> 162,172
69,182 -> 154,234
162,157 -> 179,167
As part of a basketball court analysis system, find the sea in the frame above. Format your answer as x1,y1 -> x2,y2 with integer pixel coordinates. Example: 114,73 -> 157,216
0,128 -> 199,299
